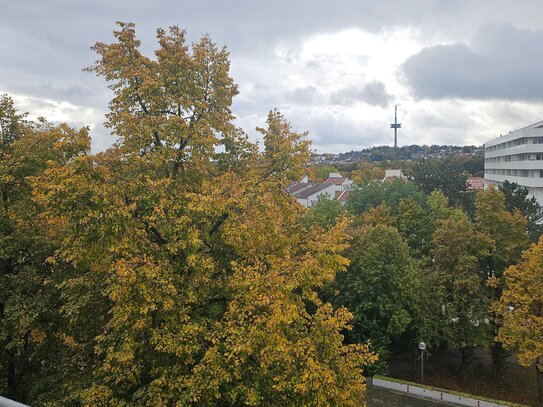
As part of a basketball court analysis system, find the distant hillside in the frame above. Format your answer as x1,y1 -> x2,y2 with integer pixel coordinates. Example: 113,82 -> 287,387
312,144 -> 484,164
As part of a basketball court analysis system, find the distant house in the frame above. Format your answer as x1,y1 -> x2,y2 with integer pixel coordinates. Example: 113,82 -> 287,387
295,183 -> 337,208
285,175 -> 311,194
382,169 -> 408,183
286,173 -> 353,207
466,176 -> 485,191
324,172 -> 353,192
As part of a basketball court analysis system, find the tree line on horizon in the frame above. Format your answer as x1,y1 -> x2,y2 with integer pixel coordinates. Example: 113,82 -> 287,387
328,144 -> 484,164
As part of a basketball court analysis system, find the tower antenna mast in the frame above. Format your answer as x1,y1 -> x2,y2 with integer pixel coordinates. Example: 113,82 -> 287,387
390,105 -> 402,148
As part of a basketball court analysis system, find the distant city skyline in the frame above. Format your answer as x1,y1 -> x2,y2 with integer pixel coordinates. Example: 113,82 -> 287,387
1,1 -> 543,153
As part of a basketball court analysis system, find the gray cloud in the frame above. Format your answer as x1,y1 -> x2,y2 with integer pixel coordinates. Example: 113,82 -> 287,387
284,107 -> 391,150
2,1 -> 543,152
289,86 -> 320,105
408,104 -> 477,144
286,81 -> 391,108
400,23 -> 543,101
330,81 -> 391,107
235,106 -> 392,153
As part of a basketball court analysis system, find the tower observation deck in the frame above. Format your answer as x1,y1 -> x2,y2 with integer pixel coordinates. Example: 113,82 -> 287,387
390,105 -> 401,148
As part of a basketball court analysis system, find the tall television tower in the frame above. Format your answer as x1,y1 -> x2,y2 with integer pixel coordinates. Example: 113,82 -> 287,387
390,105 -> 401,148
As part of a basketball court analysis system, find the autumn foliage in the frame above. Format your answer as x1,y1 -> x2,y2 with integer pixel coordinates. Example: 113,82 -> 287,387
2,20 -> 543,407
0,23 -> 376,406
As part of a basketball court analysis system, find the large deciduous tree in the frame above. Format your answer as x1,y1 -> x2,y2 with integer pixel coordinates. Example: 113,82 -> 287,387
28,23 -> 376,406
496,236 -> 543,406
475,186 -> 528,374
0,93 -> 91,403
347,179 -> 426,216
432,210 -> 494,383
300,195 -> 347,230
499,180 -> 543,242
411,158 -> 473,211
334,224 -> 423,373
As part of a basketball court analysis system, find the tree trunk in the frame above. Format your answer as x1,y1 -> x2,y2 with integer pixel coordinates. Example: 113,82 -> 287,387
6,340 -> 27,403
536,358 -> 543,407
460,347 -> 466,386
411,350 -> 417,382
7,352 -> 18,401
460,347 -> 473,387
490,341 -> 508,377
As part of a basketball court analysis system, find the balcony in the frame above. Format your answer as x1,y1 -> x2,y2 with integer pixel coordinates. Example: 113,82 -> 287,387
484,173 -> 543,188
485,161 -> 543,170
485,143 -> 543,159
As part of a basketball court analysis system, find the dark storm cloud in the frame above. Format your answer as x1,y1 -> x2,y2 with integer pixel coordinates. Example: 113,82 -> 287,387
400,23 -> 543,101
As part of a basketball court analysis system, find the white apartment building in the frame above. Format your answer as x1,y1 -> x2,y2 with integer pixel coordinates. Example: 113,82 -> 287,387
484,120 -> 543,206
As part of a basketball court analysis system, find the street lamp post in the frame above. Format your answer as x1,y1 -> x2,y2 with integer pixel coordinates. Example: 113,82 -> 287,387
418,342 -> 426,384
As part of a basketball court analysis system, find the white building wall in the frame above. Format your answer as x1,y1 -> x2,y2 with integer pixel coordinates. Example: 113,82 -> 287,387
385,169 -> 403,178
484,121 -> 543,207
306,184 -> 336,207
296,197 -> 309,207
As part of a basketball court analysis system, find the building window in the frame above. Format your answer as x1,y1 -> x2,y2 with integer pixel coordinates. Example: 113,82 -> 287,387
533,138 -> 543,144
540,170 -> 543,178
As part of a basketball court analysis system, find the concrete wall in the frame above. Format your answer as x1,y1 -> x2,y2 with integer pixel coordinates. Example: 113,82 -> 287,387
371,377 -> 523,407
0,396 -> 30,407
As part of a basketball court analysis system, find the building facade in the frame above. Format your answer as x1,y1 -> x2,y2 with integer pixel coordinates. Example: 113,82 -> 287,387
382,169 -> 408,184
484,120 -> 543,206
466,177 -> 485,191
295,183 -> 337,208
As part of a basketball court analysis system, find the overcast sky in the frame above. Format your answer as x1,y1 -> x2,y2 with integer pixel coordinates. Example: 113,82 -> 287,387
1,0 -> 543,153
